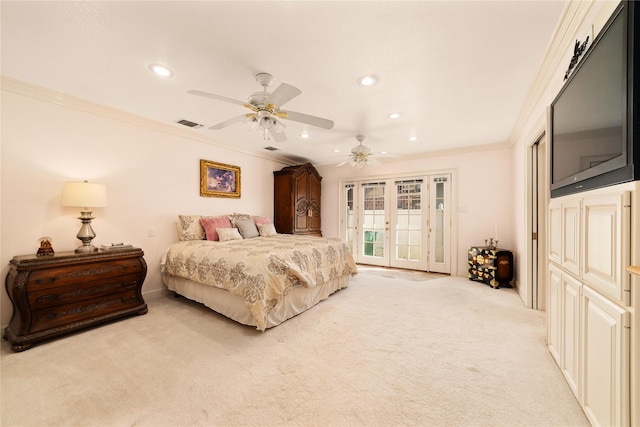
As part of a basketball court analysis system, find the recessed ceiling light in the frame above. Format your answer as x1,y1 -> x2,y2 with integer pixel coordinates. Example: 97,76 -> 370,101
333,149 -> 341,153
389,113 -> 400,119
149,64 -> 173,78
300,132 -> 310,139
409,136 -> 418,142
358,75 -> 378,87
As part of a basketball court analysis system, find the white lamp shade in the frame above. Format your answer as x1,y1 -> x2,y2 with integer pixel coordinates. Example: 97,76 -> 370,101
61,182 -> 108,208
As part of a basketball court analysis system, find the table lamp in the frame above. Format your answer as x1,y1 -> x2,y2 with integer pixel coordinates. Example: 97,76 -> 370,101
61,181 -> 108,252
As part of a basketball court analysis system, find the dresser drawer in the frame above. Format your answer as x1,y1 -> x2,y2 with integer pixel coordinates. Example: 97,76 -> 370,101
29,289 -> 141,333
27,258 -> 145,290
27,274 -> 142,310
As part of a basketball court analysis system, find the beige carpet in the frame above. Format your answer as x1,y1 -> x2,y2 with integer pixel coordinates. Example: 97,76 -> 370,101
1,270 -> 589,427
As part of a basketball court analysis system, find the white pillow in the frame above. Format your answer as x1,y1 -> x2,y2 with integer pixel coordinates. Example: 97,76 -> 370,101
258,223 -> 278,237
217,227 -> 243,242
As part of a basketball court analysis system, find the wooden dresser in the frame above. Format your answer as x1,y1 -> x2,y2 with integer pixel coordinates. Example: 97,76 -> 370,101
273,163 -> 322,236
4,247 -> 147,351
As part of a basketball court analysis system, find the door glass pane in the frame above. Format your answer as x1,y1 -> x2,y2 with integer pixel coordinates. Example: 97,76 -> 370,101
434,180 -> 445,263
345,184 -> 355,252
362,183 -> 386,259
395,180 -> 422,261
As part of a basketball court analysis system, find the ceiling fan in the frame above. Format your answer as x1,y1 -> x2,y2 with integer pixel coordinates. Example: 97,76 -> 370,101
188,73 -> 334,142
336,135 -> 382,168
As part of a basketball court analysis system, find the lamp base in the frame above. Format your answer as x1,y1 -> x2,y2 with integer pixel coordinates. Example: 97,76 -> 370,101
75,211 -> 98,253
75,244 -> 99,253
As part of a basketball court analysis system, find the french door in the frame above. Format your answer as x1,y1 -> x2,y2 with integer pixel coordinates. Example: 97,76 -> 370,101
342,174 -> 451,273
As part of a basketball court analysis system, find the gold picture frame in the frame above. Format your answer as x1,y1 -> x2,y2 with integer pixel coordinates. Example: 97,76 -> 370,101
200,159 -> 241,198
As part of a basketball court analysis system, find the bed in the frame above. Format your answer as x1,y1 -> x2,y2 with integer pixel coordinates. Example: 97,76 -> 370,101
161,232 -> 357,330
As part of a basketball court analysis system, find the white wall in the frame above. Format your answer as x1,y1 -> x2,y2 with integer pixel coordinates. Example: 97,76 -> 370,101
0,81 -> 288,327
318,145 -> 515,277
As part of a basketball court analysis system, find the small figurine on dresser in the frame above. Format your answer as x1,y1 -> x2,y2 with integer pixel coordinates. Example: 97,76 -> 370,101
36,237 -> 54,256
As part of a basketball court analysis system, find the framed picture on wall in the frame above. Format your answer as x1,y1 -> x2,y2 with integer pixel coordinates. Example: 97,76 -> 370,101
200,159 -> 241,198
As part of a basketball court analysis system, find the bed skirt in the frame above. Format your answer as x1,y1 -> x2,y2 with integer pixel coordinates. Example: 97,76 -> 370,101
163,274 -> 350,329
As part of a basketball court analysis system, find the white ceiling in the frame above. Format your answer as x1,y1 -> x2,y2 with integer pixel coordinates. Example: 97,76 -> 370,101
1,1 -> 567,165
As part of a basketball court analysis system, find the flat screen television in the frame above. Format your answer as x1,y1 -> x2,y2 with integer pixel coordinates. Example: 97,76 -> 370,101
550,0 -> 640,198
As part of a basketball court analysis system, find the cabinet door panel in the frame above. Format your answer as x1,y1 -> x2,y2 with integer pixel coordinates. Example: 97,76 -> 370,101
562,199 -> 581,277
561,273 -> 581,398
547,263 -> 563,364
581,285 -> 630,427
549,201 -> 562,265
582,192 -> 630,305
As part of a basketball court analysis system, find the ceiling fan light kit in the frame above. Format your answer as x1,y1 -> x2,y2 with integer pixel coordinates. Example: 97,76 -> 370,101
337,135 -> 383,168
188,72 -> 334,143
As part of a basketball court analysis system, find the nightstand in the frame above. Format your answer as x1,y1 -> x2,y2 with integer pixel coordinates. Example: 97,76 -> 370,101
4,247 -> 147,351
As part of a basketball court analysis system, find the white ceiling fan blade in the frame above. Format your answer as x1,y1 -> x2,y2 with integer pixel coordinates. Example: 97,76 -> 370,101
281,110 -> 334,129
266,83 -> 301,108
209,114 -> 248,130
188,90 -> 248,108
336,159 -> 350,167
368,157 -> 381,166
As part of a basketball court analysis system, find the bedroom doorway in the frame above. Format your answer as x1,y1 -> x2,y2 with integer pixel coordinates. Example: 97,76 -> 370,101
342,174 -> 451,273
528,133 -> 547,310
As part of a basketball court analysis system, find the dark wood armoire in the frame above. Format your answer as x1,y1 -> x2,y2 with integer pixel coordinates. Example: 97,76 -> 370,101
273,163 -> 322,236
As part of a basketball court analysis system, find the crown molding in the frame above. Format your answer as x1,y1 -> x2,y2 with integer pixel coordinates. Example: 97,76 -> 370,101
0,75 -> 297,166
509,0 -> 596,144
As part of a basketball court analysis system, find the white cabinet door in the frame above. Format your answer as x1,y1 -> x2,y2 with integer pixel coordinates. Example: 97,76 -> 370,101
549,200 -> 562,265
581,285 -> 630,427
548,263 -> 563,364
582,191 -> 631,305
562,199 -> 582,277
561,272 -> 581,398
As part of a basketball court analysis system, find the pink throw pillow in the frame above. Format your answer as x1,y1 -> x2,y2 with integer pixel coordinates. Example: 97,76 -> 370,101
253,216 -> 272,226
200,216 -> 232,241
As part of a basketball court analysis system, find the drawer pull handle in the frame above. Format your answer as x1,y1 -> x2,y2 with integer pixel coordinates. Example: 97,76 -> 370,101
35,277 -> 57,285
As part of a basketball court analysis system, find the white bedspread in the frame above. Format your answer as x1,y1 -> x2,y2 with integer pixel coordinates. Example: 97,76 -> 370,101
162,235 -> 357,330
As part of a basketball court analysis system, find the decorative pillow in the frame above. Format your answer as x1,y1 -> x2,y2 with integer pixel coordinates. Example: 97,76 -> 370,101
253,216 -> 272,226
177,215 -> 204,241
236,217 -> 259,239
228,212 -> 251,227
258,223 -> 278,237
200,216 -> 233,241
217,227 -> 243,242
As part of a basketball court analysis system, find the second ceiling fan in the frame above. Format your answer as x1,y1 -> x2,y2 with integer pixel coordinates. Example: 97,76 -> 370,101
188,73 -> 334,142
